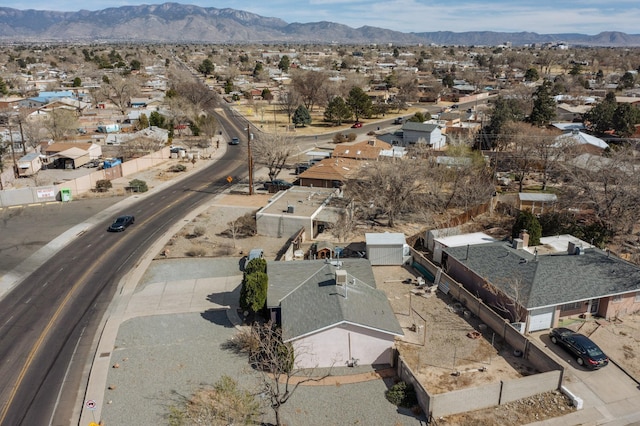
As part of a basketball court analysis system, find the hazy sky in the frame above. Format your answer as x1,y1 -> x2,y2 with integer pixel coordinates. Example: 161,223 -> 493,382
3,1 -> 639,35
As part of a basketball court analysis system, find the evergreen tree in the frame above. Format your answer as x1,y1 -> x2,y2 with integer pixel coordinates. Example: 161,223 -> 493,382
324,96 -> 352,125
278,55 -> 290,72
346,86 -> 373,121
612,103 -> 640,137
481,96 -> 524,150
292,105 -> 311,127
72,77 -> 82,87
0,76 -> 8,96
197,58 -> 215,76
584,92 -> 617,135
524,68 -> 539,82
511,210 -> 542,246
529,80 -> 556,126
149,111 -> 165,128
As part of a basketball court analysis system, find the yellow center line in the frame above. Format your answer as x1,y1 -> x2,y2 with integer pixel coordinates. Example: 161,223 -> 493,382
0,173 -> 229,422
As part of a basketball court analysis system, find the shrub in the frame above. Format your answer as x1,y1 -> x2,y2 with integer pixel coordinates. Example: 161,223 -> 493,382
347,132 -> 357,141
95,179 -> 112,192
185,245 -> 207,257
332,133 -> 347,144
192,226 -> 206,237
169,163 -> 187,172
385,381 -> 417,408
129,179 -> 148,192
240,271 -> 268,313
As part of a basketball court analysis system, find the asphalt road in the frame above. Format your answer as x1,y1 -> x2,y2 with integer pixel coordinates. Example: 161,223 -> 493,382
0,133 -> 249,425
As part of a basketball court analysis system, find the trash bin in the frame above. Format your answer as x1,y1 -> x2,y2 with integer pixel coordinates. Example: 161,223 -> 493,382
60,188 -> 72,202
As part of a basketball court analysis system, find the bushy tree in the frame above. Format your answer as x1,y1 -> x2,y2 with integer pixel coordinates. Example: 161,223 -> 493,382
480,96 -> 524,150
511,210 -> 542,246
72,77 -> 82,87
324,96 -> 352,125
128,179 -> 148,193
619,71 -> 635,89
292,105 -> 311,127
346,86 -> 373,121
524,67 -> 539,82
584,92 -> 617,135
278,55 -> 290,72
240,257 -> 268,314
612,103 -> 640,137
197,58 -> 215,76
149,111 -> 166,128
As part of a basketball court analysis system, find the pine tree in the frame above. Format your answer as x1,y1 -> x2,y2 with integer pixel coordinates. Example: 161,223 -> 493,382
292,105 -> 311,127
529,80 -> 556,126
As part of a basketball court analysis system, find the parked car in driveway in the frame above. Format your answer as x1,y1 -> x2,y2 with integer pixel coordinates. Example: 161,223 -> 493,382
549,327 -> 609,369
108,215 -> 135,232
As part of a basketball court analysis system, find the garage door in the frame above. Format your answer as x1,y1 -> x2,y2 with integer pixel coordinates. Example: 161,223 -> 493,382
528,306 -> 554,332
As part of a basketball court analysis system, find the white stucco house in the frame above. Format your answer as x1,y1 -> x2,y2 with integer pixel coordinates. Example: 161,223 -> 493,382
266,259 -> 403,368
401,121 -> 447,149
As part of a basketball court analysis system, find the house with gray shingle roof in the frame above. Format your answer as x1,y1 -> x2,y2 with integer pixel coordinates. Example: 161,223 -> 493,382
442,234 -> 640,334
267,258 -> 403,368
401,121 -> 446,149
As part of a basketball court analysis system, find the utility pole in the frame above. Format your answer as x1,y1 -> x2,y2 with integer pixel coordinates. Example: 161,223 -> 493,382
247,123 -> 253,195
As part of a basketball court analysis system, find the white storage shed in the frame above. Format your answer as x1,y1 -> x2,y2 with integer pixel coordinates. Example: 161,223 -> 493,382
365,232 -> 407,266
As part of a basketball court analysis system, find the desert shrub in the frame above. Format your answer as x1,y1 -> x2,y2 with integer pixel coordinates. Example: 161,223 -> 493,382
169,163 -> 187,172
220,212 -> 257,238
332,133 -> 347,144
128,179 -> 148,192
385,381 -> 417,408
95,179 -> 112,192
347,132 -> 357,141
185,245 -> 207,257
192,226 -> 206,237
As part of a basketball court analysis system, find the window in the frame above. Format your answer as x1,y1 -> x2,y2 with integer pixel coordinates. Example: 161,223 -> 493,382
561,302 -> 582,312
612,295 -> 623,303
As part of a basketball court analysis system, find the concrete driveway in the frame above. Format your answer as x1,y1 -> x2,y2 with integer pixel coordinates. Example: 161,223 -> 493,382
529,332 -> 640,425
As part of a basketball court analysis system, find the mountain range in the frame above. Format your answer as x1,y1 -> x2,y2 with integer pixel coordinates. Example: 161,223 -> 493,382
0,3 -> 639,47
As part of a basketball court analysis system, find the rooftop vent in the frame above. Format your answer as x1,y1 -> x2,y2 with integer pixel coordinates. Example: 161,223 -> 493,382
335,269 -> 347,286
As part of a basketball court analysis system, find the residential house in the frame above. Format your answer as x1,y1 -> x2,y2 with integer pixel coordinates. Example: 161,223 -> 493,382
553,129 -> 609,153
298,157 -> 364,188
255,186 -> 339,239
266,258 -> 403,368
401,122 -> 446,149
332,139 -> 391,161
442,233 -> 640,334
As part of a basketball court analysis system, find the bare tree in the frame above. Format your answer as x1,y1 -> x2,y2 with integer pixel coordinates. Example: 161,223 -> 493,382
42,109 -> 79,141
100,74 -> 140,115
228,322 -> 330,426
483,275 -> 528,324
556,144 -> 640,235
346,160 -> 427,227
278,89 -> 301,124
291,69 -> 326,112
251,133 -> 294,181
501,121 -> 537,192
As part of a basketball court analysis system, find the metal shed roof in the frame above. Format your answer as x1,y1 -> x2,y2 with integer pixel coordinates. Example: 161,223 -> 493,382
365,232 -> 406,246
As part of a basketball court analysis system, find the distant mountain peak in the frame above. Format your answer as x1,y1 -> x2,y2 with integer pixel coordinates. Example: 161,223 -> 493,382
0,3 -> 638,46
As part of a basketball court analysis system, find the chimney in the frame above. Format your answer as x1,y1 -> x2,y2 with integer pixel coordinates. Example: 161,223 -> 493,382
518,230 -> 529,248
335,269 -> 347,286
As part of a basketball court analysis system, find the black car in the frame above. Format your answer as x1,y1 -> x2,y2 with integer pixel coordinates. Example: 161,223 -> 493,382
263,179 -> 293,192
108,215 -> 135,232
549,327 -> 609,369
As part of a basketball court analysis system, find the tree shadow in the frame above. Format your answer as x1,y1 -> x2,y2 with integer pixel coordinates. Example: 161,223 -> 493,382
200,308 -> 234,328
